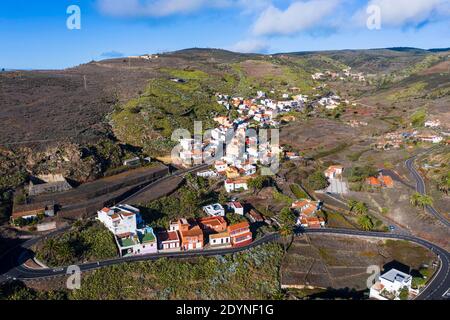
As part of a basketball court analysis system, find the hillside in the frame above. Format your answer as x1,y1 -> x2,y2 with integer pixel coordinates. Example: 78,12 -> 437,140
0,47 -> 448,192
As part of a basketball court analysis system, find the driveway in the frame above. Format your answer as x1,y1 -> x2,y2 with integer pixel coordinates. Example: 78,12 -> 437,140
326,178 -> 349,195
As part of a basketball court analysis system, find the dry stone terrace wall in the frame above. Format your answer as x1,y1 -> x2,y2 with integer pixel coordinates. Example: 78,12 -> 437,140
28,166 -> 169,205
19,166 -> 169,219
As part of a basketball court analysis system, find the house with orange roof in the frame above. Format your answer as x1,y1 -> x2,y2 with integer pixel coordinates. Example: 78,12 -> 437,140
228,221 -> 252,247
209,231 -> 231,248
11,203 -> 53,223
97,205 -> 157,257
213,116 -> 232,127
97,205 -> 143,236
177,218 -> 204,250
225,166 -> 241,179
366,176 -> 382,188
198,216 -> 228,234
291,199 -> 322,215
157,230 -> 181,252
292,199 -> 325,229
324,165 -> 344,179
366,174 -> 394,188
248,209 -> 265,223
285,152 -> 301,160
380,175 -> 394,188
297,215 -> 326,229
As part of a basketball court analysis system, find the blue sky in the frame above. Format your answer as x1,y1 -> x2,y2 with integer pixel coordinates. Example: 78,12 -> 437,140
1,0 -> 449,69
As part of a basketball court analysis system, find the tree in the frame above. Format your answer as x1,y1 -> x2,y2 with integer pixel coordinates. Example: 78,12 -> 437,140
278,207 -> 297,253
347,200 -> 368,215
180,189 -> 200,217
346,166 -> 378,183
354,202 -> 369,215
248,176 -> 271,194
305,170 -> 328,191
398,286 -> 409,300
438,173 -> 450,195
347,199 -> 358,212
410,192 -> 433,209
358,215 -> 374,231
218,191 -> 228,204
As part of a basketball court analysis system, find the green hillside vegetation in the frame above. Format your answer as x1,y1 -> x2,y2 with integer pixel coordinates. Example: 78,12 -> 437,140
387,82 -> 427,102
289,54 -> 349,73
35,221 -> 118,267
112,59 -> 316,156
232,59 -> 315,97
2,243 -> 283,300
410,108 -> 427,127
399,54 -> 444,78
69,243 -> 283,300
112,68 -> 232,155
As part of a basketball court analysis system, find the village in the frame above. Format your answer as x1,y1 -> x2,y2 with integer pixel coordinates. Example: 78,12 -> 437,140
96,203 -> 253,257
2,56 -> 448,302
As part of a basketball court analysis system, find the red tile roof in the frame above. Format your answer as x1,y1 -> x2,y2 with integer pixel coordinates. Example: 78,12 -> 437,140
228,221 -> 250,232
158,230 -> 180,242
210,232 -> 230,240
367,176 -> 381,186
381,176 -> 394,188
231,202 -> 243,208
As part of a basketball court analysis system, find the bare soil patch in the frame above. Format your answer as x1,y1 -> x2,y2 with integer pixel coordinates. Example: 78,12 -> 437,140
281,234 -> 436,293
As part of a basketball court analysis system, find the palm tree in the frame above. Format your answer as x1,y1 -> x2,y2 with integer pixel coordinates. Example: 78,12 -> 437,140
354,202 -> 369,215
410,192 -> 433,208
278,207 -> 296,253
358,215 -> 374,231
410,192 -> 422,207
438,174 -> 449,195
347,199 -> 358,212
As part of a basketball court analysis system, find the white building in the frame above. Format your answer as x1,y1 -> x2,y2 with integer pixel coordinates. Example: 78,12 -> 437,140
418,135 -> 443,144
97,205 -> 158,257
97,205 -> 142,236
214,161 -> 228,173
324,165 -> 344,179
203,204 -> 225,217
179,138 -> 194,151
370,269 -> 413,300
240,164 -> 257,176
197,170 -> 218,178
225,179 -> 249,193
228,202 -> 245,215
424,120 -> 441,128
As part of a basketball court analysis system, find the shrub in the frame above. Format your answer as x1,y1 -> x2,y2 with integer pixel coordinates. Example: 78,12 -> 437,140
304,170 -> 328,191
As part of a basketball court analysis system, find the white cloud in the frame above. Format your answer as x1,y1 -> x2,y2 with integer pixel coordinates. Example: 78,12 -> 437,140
353,0 -> 450,27
97,0 -> 271,17
252,0 -> 341,36
229,39 -> 270,53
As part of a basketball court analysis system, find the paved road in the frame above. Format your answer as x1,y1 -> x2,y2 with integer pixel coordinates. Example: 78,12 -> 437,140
405,156 -> 450,228
1,158 -> 448,300
303,228 -> 449,300
4,233 -> 280,281
318,191 -> 411,236
0,164 -> 209,280
2,227 -> 449,300
119,163 -> 209,204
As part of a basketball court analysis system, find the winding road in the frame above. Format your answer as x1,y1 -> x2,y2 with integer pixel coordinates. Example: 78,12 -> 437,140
405,155 -> 450,228
0,155 -> 448,300
1,227 -> 449,300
